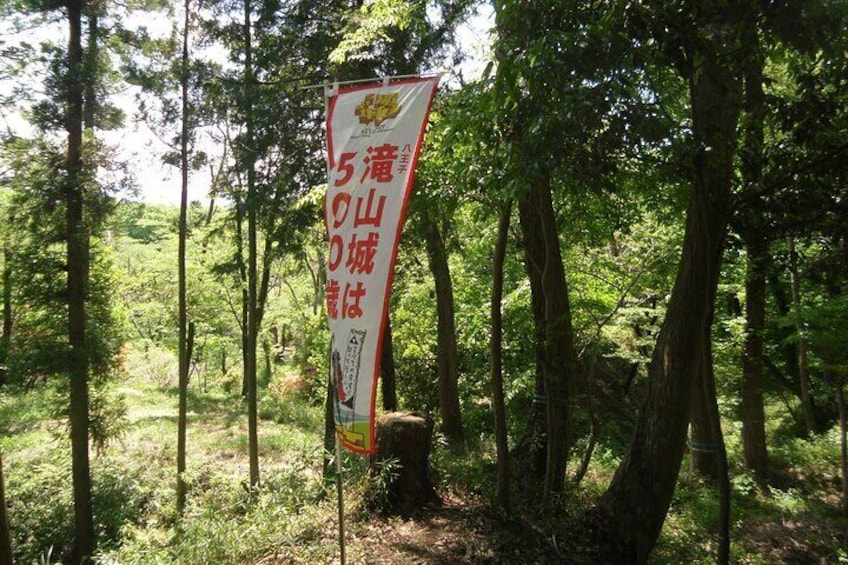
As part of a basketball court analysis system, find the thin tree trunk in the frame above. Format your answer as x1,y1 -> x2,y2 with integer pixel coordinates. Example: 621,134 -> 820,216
381,312 -> 398,411
582,4 -> 742,559
837,379 -> 848,516
66,1 -> 95,560
690,360 -> 719,480
324,350 -> 336,478
0,452 -> 12,565
244,0 -> 260,488
742,237 -> 769,476
0,228 -> 11,386
701,330 -> 731,565
490,200 -> 512,511
176,0 -> 191,515
787,236 -> 817,435
738,11 -> 769,477
422,213 -> 464,448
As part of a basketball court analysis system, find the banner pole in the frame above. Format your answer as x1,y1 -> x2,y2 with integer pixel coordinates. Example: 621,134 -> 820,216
324,80 -> 346,565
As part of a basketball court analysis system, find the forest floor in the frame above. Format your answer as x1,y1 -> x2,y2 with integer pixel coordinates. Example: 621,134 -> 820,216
2,367 -> 848,564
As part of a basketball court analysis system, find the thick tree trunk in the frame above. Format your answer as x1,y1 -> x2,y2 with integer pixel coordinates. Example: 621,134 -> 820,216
373,412 -> 440,516
517,173 -> 577,500
66,1 -> 95,561
519,242 -> 548,479
422,213 -> 464,448
176,0 -> 191,515
742,237 -> 769,475
787,236 -> 817,436
0,452 -> 12,565
490,201 -> 512,510
381,312 -> 398,412
582,6 -> 741,560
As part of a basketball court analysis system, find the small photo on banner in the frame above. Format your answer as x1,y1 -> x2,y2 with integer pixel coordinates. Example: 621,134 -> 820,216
324,76 -> 440,454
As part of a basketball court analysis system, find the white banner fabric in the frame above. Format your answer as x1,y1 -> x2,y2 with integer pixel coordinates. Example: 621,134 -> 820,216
324,76 -> 439,454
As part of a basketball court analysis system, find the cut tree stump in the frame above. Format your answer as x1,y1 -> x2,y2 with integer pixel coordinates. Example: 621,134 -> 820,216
373,411 -> 441,516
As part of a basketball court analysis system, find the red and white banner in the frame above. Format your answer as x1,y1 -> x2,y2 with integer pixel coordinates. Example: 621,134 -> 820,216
324,77 -> 439,453
324,76 -> 439,454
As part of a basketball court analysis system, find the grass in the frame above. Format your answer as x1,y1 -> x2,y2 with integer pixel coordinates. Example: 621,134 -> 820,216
2,364 -> 848,564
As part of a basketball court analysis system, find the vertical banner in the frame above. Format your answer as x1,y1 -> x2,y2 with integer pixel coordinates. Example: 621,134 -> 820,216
324,76 -> 439,454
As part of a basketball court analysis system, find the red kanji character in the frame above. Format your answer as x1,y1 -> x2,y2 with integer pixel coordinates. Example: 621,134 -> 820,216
326,278 -> 340,319
359,144 -> 399,184
342,281 -> 366,319
334,152 -> 357,186
328,235 -> 344,271
354,188 -> 386,228
345,231 -> 380,275
330,192 -> 351,229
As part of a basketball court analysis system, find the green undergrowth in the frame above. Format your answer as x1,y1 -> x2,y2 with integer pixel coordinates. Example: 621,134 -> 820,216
3,372 -> 847,564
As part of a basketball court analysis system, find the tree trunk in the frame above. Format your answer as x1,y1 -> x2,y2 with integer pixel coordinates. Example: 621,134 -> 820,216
324,367 -> 335,478
176,0 -> 191,515
373,412 -> 440,516
0,452 -> 12,565
787,236 -> 817,436
516,238 -> 548,479
490,201 -> 512,511
244,0 -> 260,488
517,173 -> 577,500
701,330 -> 731,565
738,14 -> 769,477
837,379 -> 848,516
742,237 -> 769,476
582,5 -> 742,560
422,213 -> 464,448
0,228 -> 11,387
66,1 -> 95,561
689,362 -> 719,480
381,311 -> 398,412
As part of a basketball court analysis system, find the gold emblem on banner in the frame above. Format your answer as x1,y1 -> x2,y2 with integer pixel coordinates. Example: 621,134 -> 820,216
355,93 -> 401,127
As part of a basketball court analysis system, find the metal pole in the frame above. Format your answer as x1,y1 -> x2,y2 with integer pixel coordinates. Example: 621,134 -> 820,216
325,81 -> 346,565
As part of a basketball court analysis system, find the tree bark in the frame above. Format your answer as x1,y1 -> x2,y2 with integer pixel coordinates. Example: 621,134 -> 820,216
787,236 -> 817,436
701,330 -> 731,565
244,0 -> 260,488
737,11 -> 770,478
517,173 -> 577,500
176,0 -> 191,515
837,379 -> 848,516
66,1 -> 95,561
490,201 -> 512,511
422,212 -> 464,448
0,452 -> 12,565
0,226 -> 11,387
516,237 -> 548,479
742,237 -> 769,475
689,362 -> 719,480
582,4 -> 742,560
373,412 -> 440,516
381,311 -> 398,412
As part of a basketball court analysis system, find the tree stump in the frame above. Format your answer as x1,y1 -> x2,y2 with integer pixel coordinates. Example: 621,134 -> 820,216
372,411 -> 440,516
